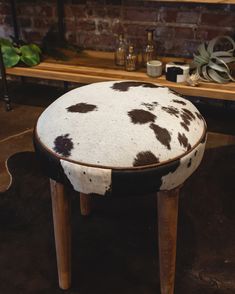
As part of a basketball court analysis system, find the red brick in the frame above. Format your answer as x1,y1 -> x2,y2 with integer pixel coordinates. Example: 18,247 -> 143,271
107,7 -> 121,18
124,23 -> 150,37
174,27 -> 194,39
77,20 -> 96,32
155,26 -> 174,39
77,32 -> 115,50
35,5 -> 53,17
17,4 -> 34,16
92,7 -> 107,18
65,18 -> 77,30
111,20 -> 125,35
176,11 -> 200,24
201,12 -> 235,27
0,17 -> 4,25
195,27 -> 234,41
159,9 -> 177,23
65,5 -> 86,18
0,3 -> 10,15
22,31 -> 43,43
97,21 -> 110,33
157,38 -> 201,57
34,18 -> 53,29
123,7 -> 157,22
65,32 -> 77,44
18,17 -> 32,28
4,16 -> 13,26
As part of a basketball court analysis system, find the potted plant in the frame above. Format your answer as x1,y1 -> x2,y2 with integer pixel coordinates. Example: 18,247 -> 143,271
0,37 -> 41,68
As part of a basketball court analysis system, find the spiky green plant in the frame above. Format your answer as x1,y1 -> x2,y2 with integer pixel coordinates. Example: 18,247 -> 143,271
193,36 -> 235,83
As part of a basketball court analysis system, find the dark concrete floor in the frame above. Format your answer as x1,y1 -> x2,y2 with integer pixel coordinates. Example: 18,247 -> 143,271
0,81 -> 235,294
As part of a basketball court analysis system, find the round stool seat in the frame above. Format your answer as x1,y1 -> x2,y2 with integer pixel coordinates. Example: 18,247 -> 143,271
34,81 -> 206,196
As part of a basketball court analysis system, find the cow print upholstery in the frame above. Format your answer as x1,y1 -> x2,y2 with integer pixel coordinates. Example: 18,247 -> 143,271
34,81 -> 207,196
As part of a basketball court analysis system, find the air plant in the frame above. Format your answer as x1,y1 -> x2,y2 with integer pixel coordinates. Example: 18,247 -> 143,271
193,36 -> 235,83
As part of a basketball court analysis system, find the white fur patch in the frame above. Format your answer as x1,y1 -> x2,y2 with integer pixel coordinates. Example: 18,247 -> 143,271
160,137 -> 206,190
37,81 -> 205,169
60,159 -> 111,195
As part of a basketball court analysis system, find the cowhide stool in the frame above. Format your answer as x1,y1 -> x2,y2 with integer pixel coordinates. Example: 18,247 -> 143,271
34,81 -> 206,294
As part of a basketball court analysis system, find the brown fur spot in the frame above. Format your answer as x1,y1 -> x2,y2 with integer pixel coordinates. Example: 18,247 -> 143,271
195,112 -> 203,120
162,106 -> 179,117
150,123 -> 171,150
180,108 -> 196,131
172,99 -> 186,105
182,108 -> 196,120
141,102 -> 158,111
178,133 -> 191,151
201,132 -> 207,143
187,158 -> 192,168
67,103 -> 97,113
128,109 -> 156,124
133,151 -> 159,167
53,134 -> 74,157
180,122 -> 189,131
111,81 -> 159,92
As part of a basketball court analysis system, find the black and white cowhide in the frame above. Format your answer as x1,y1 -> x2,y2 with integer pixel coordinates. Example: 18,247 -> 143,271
35,81 -> 206,195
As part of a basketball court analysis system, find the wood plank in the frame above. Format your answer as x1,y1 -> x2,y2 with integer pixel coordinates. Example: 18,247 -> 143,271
5,50 -> 235,101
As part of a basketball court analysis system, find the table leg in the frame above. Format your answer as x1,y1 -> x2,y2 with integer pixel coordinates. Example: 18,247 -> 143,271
50,179 -> 71,290
157,188 -> 179,294
80,193 -> 92,216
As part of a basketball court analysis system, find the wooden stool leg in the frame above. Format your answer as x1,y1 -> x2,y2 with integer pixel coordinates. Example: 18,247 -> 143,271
80,193 -> 92,216
50,179 -> 71,290
157,188 -> 179,294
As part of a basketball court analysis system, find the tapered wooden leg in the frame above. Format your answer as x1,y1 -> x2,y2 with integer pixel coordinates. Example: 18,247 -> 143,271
80,193 -> 92,216
50,179 -> 71,290
157,188 -> 179,294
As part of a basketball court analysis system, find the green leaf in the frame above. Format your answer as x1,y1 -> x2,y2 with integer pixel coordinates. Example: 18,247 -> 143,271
197,43 -> 210,59
219,57 -> 235,63
0,38 -> 12,47
211,51 -> 233,58
29,43 -> 42,55
208,68 -> 231,83
208,60 -> 229,73
207,37 -> 217,55
193,54 -> 208,65
20,45 -> 40,66
1,45 -> 20,68
202,65 -> 213,81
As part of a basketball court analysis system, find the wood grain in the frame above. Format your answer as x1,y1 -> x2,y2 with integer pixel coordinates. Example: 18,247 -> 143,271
50,180 -> 71,290
80,193 -> 92,216
6,50 -> 235,101
157,188 -> 179,294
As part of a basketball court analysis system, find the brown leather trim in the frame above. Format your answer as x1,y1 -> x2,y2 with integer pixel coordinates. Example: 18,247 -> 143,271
34,119 -> 207,171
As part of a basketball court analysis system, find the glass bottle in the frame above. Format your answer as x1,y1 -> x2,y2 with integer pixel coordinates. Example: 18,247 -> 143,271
115,34 -> 126,66
142,29 -> 156,66
125,45 -> 138,71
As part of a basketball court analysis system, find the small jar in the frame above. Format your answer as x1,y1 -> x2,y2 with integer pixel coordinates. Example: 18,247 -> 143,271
125,45 -> 138,71
115,34 -> 126,66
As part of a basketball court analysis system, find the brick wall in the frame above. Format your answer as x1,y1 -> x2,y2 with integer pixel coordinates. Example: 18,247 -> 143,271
0,0 -> 235,58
